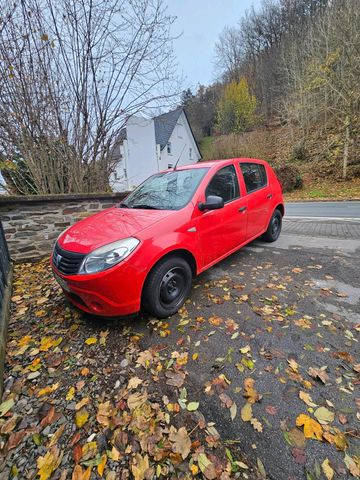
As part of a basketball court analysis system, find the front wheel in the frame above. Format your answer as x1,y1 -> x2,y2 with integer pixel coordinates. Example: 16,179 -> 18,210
142,256 -> 192,318
262,209 -> 282,242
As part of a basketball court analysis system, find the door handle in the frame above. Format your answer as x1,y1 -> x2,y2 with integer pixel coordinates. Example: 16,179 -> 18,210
267,194 -> 273,199
239,206 -> 247,212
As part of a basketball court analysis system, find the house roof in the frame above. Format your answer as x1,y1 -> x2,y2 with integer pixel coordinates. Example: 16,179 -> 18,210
153,107 -> 183,150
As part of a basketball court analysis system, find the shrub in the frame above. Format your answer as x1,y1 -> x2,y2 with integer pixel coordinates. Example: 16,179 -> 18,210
291,141 -> 308,162
274,164 -> 303,192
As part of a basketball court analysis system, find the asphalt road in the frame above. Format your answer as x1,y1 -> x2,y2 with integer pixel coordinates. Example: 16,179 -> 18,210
285,201 -> 360,219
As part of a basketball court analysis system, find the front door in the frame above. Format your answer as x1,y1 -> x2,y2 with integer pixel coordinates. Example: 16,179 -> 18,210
197,164 -> 248,268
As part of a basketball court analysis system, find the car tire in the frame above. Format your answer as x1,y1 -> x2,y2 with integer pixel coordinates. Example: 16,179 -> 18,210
142,256 -> 193,318
262,209 -> 282,242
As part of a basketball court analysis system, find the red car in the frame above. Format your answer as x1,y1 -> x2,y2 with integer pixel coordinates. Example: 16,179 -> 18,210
52,159 -> 284,318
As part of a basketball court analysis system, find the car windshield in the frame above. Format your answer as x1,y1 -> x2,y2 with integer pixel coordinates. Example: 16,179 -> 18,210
120,168 -> 209,210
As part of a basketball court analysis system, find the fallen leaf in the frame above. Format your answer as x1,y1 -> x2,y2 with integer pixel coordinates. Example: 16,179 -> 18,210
296,414 -> 323,440
75,408 -> 89,428
169,426 -> 191,459
230,402 -> 237,420
241,402 -> 252,422
314,406 -> 334,424
85,337 -> 97,345
66,387 -> 75,401
0,398 -> 14,417
37,446 -> 63,480
131,453 -> 150,480
308,366 -> 329,384
128,377 -> 142,390
250,417 -> 263,432
299,391 -> 317,407
344,454 -> 360,477
187,402 -> 199,412
322,458 -> 334,480
97,453 -> 107,476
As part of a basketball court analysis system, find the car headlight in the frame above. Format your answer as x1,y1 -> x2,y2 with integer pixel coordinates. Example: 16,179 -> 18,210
79,237 -> 140,274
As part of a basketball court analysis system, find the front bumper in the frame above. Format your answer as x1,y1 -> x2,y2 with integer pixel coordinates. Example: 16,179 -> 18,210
51,260 -> 144,317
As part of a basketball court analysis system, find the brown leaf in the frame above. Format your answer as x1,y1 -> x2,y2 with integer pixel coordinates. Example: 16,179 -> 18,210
6,430 -> 26,451
292,448 -> 306,465
169,426 -> 191,460
265,405 -> 278,415
165,370 -> 186,388
308,366 -> 329,384
243,377 -> 261,403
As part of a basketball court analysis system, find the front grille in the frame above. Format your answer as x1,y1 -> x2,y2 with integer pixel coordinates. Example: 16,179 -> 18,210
53,243 -> 85,276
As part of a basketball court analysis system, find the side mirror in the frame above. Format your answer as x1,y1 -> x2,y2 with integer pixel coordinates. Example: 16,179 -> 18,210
198,195 -> 224,212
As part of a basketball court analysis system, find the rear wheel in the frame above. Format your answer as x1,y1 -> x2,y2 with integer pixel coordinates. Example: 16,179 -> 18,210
262,209 -> 282,242
142,256 -> 192,318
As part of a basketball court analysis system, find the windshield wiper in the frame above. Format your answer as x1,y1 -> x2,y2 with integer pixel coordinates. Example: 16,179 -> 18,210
118,202 -> 129,208
131,204 -> 159,210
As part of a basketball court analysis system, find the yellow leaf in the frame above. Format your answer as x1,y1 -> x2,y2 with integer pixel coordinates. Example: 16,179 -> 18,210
241,402 -> 252,422
37,383 -> 59,397
322,458 -> 334,480
192,352 -> 199,360
81,367 -> 90,376
85,337 -> 97,345
75,408 -> 89,428
18,335 -> 32,347
66,387 -> 75,401
299,391 -> 317,407
97,453 -> 107,477
296,414 -> 323,440
71,465 -> 92,480
131,453 -> 150,480
76,397 -> 90,411
37,446 -> 63,480
190,464 -> 199,475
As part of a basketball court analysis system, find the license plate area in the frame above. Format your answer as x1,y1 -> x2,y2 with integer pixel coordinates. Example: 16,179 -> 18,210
54,272 -> 70,292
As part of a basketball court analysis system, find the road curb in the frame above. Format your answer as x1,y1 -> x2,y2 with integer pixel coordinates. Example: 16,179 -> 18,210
285,198 -> 360,203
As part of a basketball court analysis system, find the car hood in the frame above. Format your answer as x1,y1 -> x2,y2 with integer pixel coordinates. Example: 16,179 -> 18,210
58,207 -> 174,254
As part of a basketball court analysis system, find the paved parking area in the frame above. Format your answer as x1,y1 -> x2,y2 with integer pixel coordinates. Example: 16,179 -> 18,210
283,218 -> 360,240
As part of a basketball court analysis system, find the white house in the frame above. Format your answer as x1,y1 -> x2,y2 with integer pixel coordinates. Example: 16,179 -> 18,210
110,107 -> 201,192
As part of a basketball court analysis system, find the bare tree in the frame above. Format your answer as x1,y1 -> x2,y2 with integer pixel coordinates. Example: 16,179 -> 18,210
0,0 -> 180,194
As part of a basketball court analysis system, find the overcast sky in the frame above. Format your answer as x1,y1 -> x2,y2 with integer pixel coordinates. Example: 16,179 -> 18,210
166,0 -> 260,90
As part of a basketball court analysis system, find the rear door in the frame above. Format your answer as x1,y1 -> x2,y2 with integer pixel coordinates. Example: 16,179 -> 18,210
239,162 -> 272,240
197,164 -> 248,267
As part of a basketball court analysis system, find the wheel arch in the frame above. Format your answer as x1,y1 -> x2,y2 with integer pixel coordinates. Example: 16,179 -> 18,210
275,203 -> 285,216
140,248 -> 197,311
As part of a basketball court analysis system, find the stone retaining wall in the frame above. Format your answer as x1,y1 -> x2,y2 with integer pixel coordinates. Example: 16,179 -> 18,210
0,193 -> 128,261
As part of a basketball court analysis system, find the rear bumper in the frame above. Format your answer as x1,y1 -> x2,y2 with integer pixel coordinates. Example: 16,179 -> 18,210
51,260 -> 144,317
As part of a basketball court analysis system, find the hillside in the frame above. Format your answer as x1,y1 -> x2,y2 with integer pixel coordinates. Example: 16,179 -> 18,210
199,123 -> 360,200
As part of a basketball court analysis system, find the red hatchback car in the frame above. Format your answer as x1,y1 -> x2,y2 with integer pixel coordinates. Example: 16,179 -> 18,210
52,159 -> 284,318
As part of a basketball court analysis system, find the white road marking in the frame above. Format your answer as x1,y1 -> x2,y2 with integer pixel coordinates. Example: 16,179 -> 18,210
285,216 -> 360,222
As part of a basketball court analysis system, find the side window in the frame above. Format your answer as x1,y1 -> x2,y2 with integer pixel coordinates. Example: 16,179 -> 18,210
205,165 -> 240,203
240,163 -> 267,194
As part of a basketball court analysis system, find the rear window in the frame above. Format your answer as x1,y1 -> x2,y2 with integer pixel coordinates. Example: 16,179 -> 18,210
240,163 -> 267,193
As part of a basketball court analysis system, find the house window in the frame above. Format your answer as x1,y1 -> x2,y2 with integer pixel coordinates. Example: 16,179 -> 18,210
167,142 -> 172,154
189,147 -> 192,159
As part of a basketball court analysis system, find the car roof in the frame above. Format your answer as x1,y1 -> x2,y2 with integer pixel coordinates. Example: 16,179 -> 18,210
175,158 -> 268,170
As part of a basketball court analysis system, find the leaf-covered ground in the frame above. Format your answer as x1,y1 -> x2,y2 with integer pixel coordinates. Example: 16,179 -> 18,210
1,240 -> 360,479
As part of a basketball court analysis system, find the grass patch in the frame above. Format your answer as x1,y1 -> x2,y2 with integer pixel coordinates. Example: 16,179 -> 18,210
284,177 -> 360,201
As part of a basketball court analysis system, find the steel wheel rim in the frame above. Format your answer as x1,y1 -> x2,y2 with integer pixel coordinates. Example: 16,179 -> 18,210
159,267 -> 187,308
272,216 -> 280,237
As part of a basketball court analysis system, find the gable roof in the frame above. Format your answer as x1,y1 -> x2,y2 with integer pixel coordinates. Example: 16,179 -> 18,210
153,107 -> 183,150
